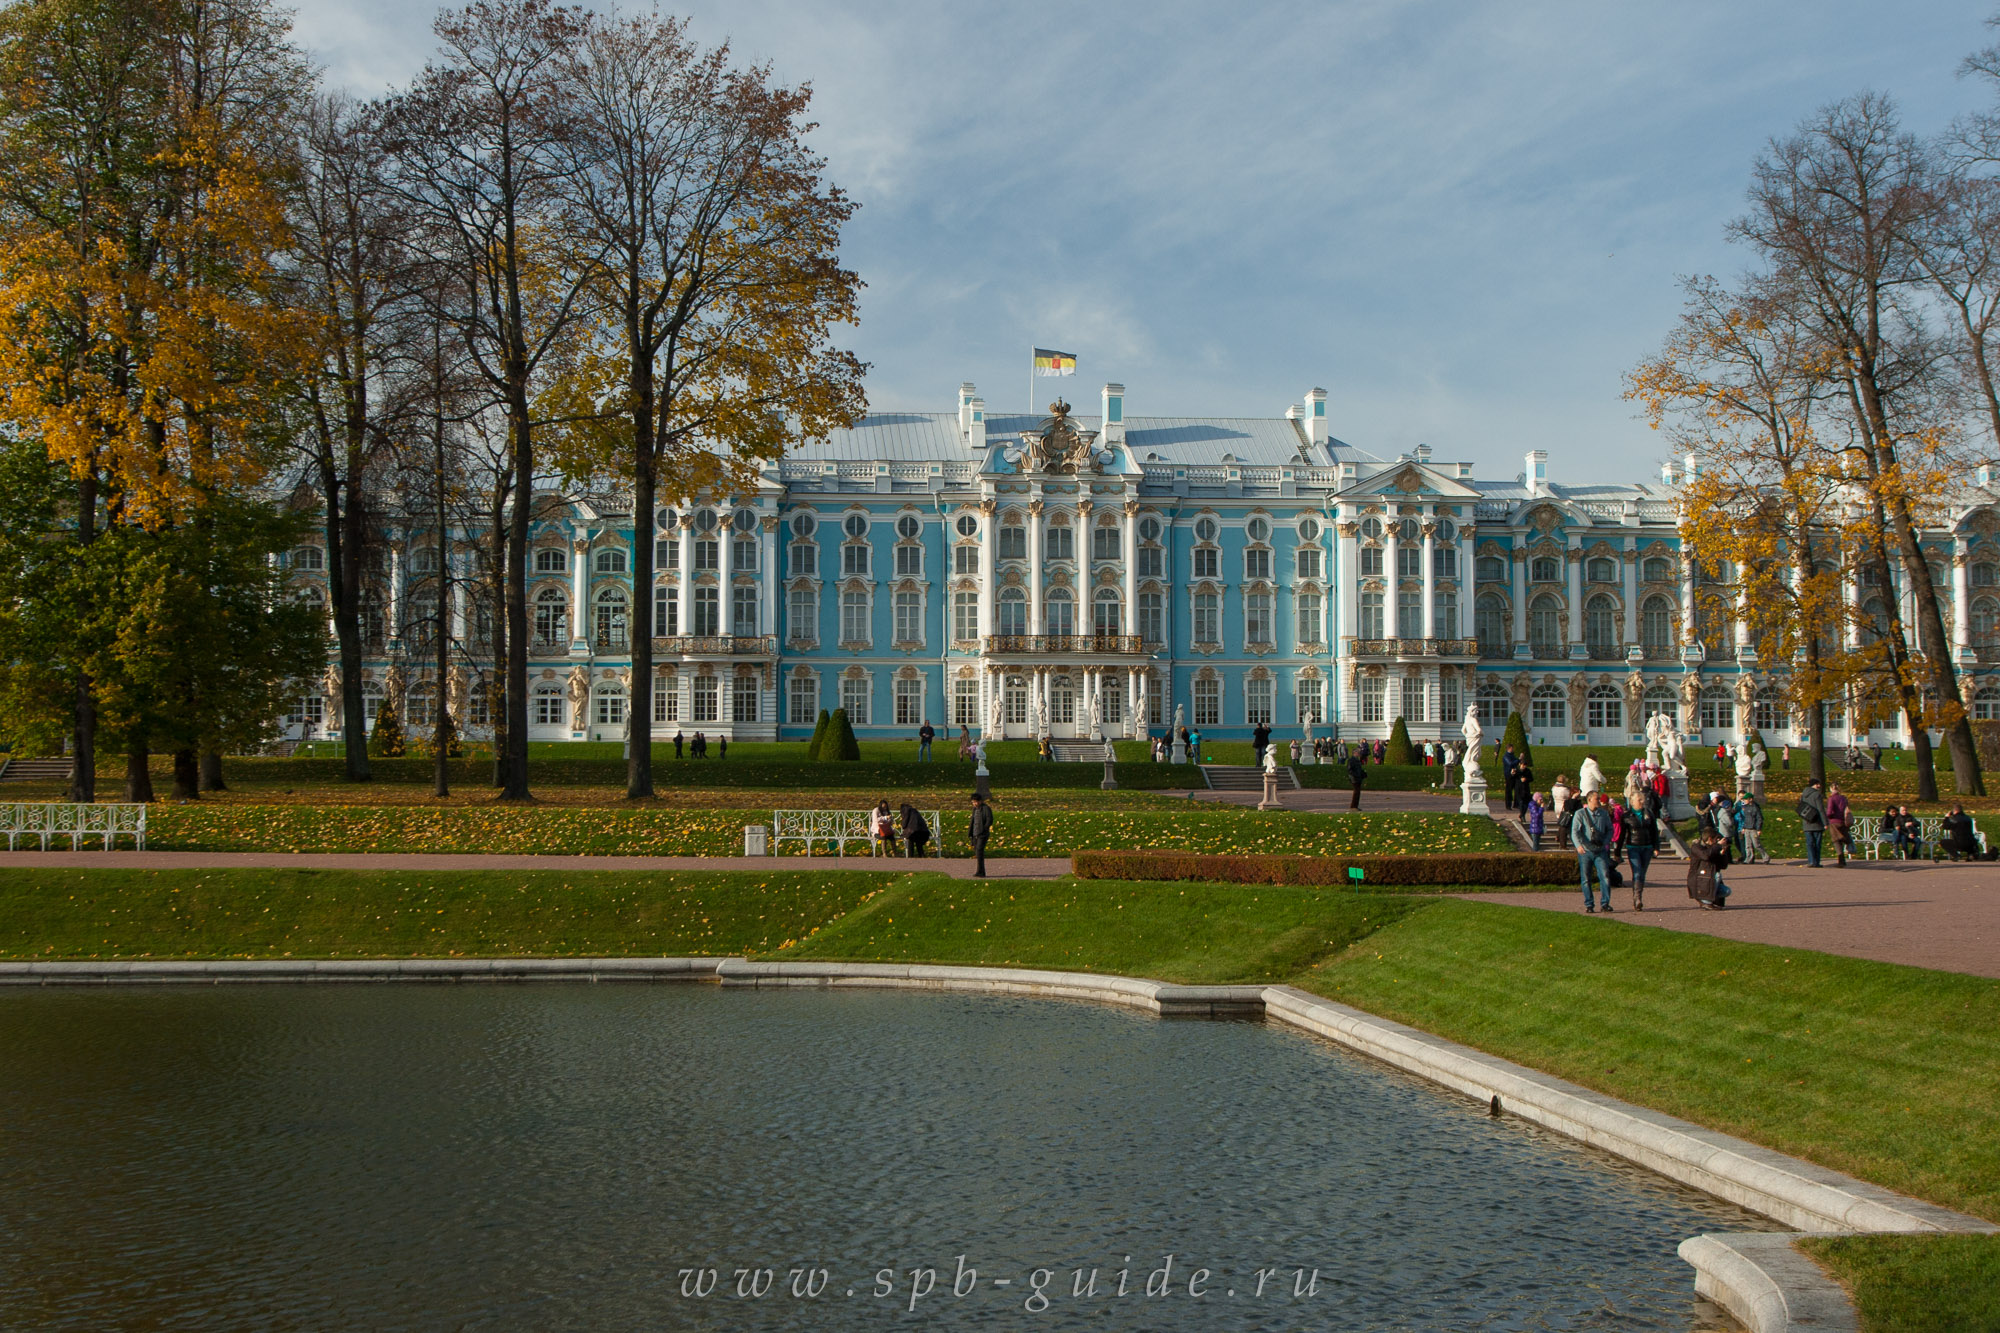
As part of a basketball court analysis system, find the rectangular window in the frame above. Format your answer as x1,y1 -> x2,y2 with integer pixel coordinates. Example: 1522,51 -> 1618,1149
1359,592 -> 1383,639
1297,592 -> 1323,645
732,679 -> 758,723
1193,677 -> 1220,727
1360,676 -> 1385,723
788,674 -> 817,725
732,537 -> 757,572
1700,698 -> 1735,731
655,586 -> 678,637
1588,695 -> 1621,730
788,587 -> 817,646
897,545 -> 923,577
1245,592 -> 1272,646
1138,546 -> 1164,577
1476,692 -> 1509,727
840,676 -> 871,725
1102,682 -> 1123,725
1433,593 -> 1458,640
1139,592 -> 1164,645
997,594 -> 1024,636
955,545 -> 979,575
1397,591 -> 1423,639
790,541 -> 817,577
1531,695 -> 1565,730
656,678 -> 679,723
695,539 -> 719,571
1297,547 -> 1321,579
1400,676 -> 1426,723
595,692 -> 626,725
1193,592 -> 1220,644
840,590 -> 870,645
693,587 -> 720,636
1046,527 -> 1074,561
1433,546 -> 1457,578
1149,686 -> 1164,725
1440,676 -> 1461,725
895,590 -> 923,645
656,539 -> 679,571
532,689 -> 562,726
953,678 -> 978,727
1398,546 -> 1424,579
693,676 -> 718,723
1245,548 -> 1271,580
894,678 -> 923,726
999,526 -> 1027,560
954,591 -> 980,642
732,586 -> 758,637
1193,547 -> 1218,579
1296,676 -> 1323,724
1246,677 -> 1274,726
1093,527 -> 1120,561
842,543 -> 870,576
1360,546 -> 1383,576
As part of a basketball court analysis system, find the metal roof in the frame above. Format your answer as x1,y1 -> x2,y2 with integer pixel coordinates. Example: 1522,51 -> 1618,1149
790,411 -> 1381,468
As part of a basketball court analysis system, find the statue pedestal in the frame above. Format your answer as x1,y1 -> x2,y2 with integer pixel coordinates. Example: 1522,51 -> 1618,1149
1102,745 -> 1118,792
1665,769 -> 1694,821
1259,774 -> 1280,810
1460,778 -> 1488,815
1171,739 -> 1187,765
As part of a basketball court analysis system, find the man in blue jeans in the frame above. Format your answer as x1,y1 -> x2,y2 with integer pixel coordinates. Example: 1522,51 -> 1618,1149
917,720 -> 934,762
1571,790 -> 1614,913
1796,780 -> 1827,868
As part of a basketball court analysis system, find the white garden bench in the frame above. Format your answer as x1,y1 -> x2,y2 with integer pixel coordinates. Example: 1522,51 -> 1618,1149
770,809 -> 942,857
1848,814 -> 1985,859
0,802 -> 147,851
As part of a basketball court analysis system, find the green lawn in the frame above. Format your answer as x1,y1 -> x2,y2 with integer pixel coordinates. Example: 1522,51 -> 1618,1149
1800,1234 -> 2000,1333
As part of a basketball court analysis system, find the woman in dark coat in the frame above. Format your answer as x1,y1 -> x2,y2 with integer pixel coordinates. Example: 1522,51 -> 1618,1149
1687,831 -> 1731,909
900,803 -> 931,859
1942,804 -> 1981,861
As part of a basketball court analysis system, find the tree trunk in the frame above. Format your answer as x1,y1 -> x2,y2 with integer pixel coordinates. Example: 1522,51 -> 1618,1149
502,395 -> 533,801
124,742 -> 154,804
199,747 -> 225,791
69,473 -> 97,803
328,475 -> 371,783
627,455 -> 655,799
1807,699 -> 1827,788
171,748 -> 200,800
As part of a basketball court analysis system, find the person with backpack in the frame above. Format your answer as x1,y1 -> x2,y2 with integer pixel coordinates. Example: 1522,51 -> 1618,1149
967,793 -> 993,877
1797,780 -> 1827,868
1688,829 -> 1732,909
1738,795 -> 1770,864
1825,784 -> 1852,866
1572,791 -> 1614,913
1942,804 -> 1981,861
1346,748 -> 1368,810
900,803 -> 931,859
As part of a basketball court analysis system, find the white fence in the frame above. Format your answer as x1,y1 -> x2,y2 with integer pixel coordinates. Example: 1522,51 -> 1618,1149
0,803 -> 148,851
1847,814 -> 1985,859
770,809 -> 943,857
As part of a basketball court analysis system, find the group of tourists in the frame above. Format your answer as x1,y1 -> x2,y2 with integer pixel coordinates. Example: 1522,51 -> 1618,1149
1795,780 -> 1984,864
1519,755 -> 1666,912
864,791 -> 998,877
670,731 -> 723,759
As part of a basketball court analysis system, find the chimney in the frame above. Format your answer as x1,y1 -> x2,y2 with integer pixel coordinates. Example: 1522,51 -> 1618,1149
1684,449 -> 1701,481
1456,462 -> 1473,479
958,382 -> 976,436
1306,387 -> 1329,447
1661,459 -> 1681,486
968,397 -> 986,451
1980,463 -> 1998,488
1100,382 -> 1125,443
1413,443 -> 1432,463
1524,449 -> 1548,496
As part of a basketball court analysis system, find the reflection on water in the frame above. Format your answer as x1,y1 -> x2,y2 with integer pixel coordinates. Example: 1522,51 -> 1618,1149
0,985 -> 1761,1330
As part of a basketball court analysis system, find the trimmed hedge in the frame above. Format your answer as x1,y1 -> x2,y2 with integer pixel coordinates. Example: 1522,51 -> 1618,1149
1073,849 -> 1581,887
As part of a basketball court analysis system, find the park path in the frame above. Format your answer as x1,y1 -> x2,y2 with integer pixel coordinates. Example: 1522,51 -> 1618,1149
1173,787 -> 1482,814
1457,860 -> 2000,979
0,851 -> 1073,880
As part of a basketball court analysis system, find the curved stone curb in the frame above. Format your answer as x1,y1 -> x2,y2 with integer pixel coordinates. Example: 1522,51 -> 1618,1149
714,958 -> 1266,1016
1678,1233 -> 1859,1333
0,957 -> 730,984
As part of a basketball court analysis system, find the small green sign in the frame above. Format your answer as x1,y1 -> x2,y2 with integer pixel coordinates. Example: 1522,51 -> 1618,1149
1347,867 -> 1365,883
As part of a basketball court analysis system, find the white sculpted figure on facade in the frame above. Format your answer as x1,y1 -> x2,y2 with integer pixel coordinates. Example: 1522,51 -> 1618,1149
1460,703 -> 1484,783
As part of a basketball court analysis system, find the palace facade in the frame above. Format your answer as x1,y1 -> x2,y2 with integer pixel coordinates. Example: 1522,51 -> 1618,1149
281,380 -> 2000,748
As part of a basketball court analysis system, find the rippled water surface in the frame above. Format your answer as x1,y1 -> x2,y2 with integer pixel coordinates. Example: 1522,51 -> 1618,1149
0,984 -> 1763,1330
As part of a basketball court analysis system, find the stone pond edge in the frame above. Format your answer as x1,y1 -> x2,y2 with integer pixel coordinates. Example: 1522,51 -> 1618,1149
8,954 -> 1994,1331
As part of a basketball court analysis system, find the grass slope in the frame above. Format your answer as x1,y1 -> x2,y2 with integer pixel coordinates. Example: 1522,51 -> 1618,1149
1799,1234 -> 2000,1333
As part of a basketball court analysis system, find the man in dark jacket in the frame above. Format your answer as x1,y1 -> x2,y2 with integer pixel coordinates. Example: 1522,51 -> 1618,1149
968,793 -> 993,877
1501,746 -> 1519,808
1252,721 -> 1271,766
1346,751 -> 1367,810
1625,788 -> 1660,909
1796,781 -> 1826,868
1942,804 -> 1981,861
1571,792 -> 1614,913
1687,830 -> 1731,909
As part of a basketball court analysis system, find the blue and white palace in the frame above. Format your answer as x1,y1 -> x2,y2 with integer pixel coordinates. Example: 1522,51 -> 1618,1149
284,379 -> 2000,749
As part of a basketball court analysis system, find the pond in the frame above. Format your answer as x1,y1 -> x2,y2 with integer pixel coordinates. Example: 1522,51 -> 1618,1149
0,985 -> 1762,1330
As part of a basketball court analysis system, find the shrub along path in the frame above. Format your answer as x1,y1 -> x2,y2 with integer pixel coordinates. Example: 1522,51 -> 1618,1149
1457,860 -> 2000,979
0,850 -> 1075,879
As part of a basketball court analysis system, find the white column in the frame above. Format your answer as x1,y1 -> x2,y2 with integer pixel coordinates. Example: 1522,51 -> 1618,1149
1420,517 -> 1436,642
449,550 -> 468,641
1122,502 -> 1139,644
1383,522 -> 1400,639
1337,520 -> 1358,647
1511,542 -> 1528,649
1565,536 -> 1583,654
718,510 -> 734,638
1456,526 -> 1473,639
1734,583 -> 1750,659
1028,501 -> 1046,635
1843,568 -> 1860,650
570,537 -> 590,648
1954,544 -> 1971,654
759,515 -> 776,637
978,504 -> 996,643
1681,549 -> 1698,655
1076,501 -> 1094,636
388,540 -> 404,638
677,518 -> 693,642
1622,540 -> 1638,648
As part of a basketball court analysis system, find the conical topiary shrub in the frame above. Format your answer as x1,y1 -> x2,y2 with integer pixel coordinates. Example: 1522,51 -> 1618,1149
825,707 -> 861,761
1502,709 -> 1530,770
368,702 -> 406,758
806,707 -> 831,760
1385,715 -> 1414,765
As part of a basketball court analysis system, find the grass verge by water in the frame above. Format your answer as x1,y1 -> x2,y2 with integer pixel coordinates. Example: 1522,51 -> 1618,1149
1798,1234 -> 2000,1333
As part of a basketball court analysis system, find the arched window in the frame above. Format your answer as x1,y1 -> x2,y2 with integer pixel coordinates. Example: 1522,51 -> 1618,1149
534,547 -> 567,574
1643,686 -> 1678,730
594,548 -> 626,574
294,583 -> 327,612
1530,555 -> 1560,582
1475,678 -> 1510,726
1475,555 -> 1505,583
1584,594 -> 1618,659
291,546 -> 325,571
1093,588 -> 1122,637
1475,594 -> 1507,659
1528,594 -> 1562,657
594,684 -> 627,726
1530,682 -> 1566,731
1641,595 -> 1675,659
1699,686 -> 1735,733
1642,555 -> 1671,583
999,587 -> 1027,636
531,681 -> 565,727
1586,557 -> 1616,583
406,682 -> 436,729
1585,682 -> 1622,732
533,587 -> 568,645
1972,596 -> 2000,644
1753,687 -> 1783,733
594,586 -> 628,647
1047,588 -> 1075,636
1974,688 -> 2000,721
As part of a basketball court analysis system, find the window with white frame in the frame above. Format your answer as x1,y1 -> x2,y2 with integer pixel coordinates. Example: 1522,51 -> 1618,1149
1699,690 -> 1735,732
953,545 -> 978,575
996,589 -> 1024,636
896,544 -> 922,577
1753,691 -> 1781,732
595,548 -> 626,574
1397,591 -> 1422,639
1092,523 -> 1120,562
695,537 -> 719,570
656,537 -> 679,571
594,587 -> 629,647
469,684 -> 492,727
1005,677 -> 1029,725
1246,676 -> 1274,726
1531,555 -> 1560,582
1296,675 -> 1324,724
1360,546 -> 1384,576
1439,674 -> 1460,724
894,590 -> 923,645
895,514 -> 920,541
534,587 -> 569,645
1434,591 -> 1458,641
1476,595 -> 1508,658
1530,684 -> 1565,731
1149,686 -> 1164,725
531,683 -> 564,726
1399,675 -> 1425,723
1137,516 -> 1164,577
1642,688 -> 1677,730
1433,546 -> 1458,578
1359,675 -> 1385,723
595,687 -> 627,726
732,677 -> 757,723
1397,545 -> 1423,579
1138,591 -> 1164,644
954,513 -> 979,539
790,539 -> 817,577
534,547 -> 567,574
1586,684 -> 1621,731
998,521 -> 1026,560
953,678 -> 978,727
1476,555 -> 1505,583
1475,681 -> 1509,727
1245,591 -> 1272,646
731,586 -> 757,637
1585,556 -> 1615,583
1193,543 -> 1218,579
1974,688 -> 2000,721
1297,545 -> 1321,579
1102,682 -> 1123,725
693,675 -> 718,722
1296,590 -> 1322,645
292,546 -> 325,571
840,589 -> 870,645
1193,591 -> 1219,645
656,585 -> 678,637
1193,677 -> 1220,727
1643,554 -> 1672,582
953,589 -> 980,642
894,677 -> 923,726
1049,676 -> 1074,724
1245,546 -> 1271,580
788,586 -> 816,645
1528,595 -> 1562,656
841,540 -> 870,576
731,535 -> 756,572
840,675 -> 870,725
1094,589 -> 1122,637
1048,589 -> 1075,636
789,674 -> 817,725
693,586 -> 720,635
656,677 -> 679,723
1359,591 -> 1384,638
1046,523 -> 1074,562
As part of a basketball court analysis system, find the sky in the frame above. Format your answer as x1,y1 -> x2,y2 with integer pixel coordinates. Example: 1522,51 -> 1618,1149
298,1 -> 2000,485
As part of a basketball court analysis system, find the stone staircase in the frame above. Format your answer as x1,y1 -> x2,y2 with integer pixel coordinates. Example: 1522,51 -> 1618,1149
1048,741 -> 1115,762
0,756 -> 74,783
1199,764 -> 1301,793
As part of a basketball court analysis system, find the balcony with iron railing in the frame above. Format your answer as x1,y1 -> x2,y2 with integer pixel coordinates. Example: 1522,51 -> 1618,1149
983,634 -> 1147,655
653,635 -> 777,656
1344,637 -> 1480,659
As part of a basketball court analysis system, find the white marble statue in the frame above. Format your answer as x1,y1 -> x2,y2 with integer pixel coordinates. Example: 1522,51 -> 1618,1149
1751,741 -> 1769,779
1460,703 -> 1485,783
1733,738 -> 1754,781
973,735 -> 989,775
1028,688 -> 1045,739
987,685 -> 1005,739
1089,689 -> 1104,740
1262,743 -> 1279,775
1644,711 -> 1667,768
1660,724 -> 1686,775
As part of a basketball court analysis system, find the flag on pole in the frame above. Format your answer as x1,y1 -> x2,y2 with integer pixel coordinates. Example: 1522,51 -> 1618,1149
1033,348 -> 1077,376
